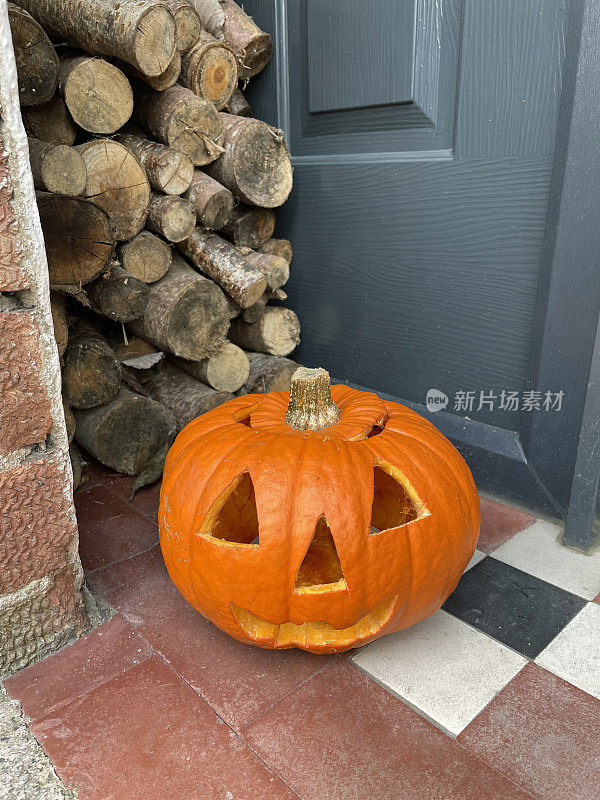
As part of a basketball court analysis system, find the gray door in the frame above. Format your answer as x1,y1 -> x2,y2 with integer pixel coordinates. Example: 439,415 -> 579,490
245,0 -> 600,547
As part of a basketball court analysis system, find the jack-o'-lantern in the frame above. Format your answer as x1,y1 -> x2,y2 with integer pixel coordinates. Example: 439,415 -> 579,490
159,367 -> 480,653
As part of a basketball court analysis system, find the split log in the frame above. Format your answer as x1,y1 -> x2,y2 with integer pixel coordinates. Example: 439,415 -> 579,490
8,4 -> 58,106
146,192 -> 196,243
62,318 -> 121,409
229,307 -> 300,356
226,86 -> 250,117
178,228 -> 267,308
221,205 -> 275,248
50,293 -> 68,357
59,55 -> 133,134
70,444 -> 84,490
205,114 -> 292,208
243,251 -> 289,290
28,137 -> 86,196
258,238 -> 293,265
21,96 -> 77,145
87,262 -> 150,322
191,0 -> 273,79
180,32 -> 237,110
127,253 -> 230,360
240,293 -> 267,324
118,231 -> 172,283
132,83 -> 224,166
165,0 -> 203,53
74,385 -> 176,475
183,170 -> 233,230
239,352 -> 298,394
63,402 -> 76,444
141,362 -> 233,430
122,51 -> 181,91
12,0 -> 177,78
77,139 -> 150,241
37,193 -> 115,286
172,341 -> 249,392
114,133 -> 193,196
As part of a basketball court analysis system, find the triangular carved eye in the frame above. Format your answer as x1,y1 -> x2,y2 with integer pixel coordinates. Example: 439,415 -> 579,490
295,516 -> 346,591
203,472 -> 259,545
370,464 -> 421,534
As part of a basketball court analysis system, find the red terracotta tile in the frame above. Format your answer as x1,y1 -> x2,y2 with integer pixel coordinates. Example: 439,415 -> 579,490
5,615 -> 152,720
108,563 -> 336,731
33,656 -> 296,800
75,484 -> 158,571
87,544 -> 165,596
99,468 -> 161,522
594,592 -> 600,604
243,660 -> 535,800
477,496 -> 534,553
458,662 -> 600,800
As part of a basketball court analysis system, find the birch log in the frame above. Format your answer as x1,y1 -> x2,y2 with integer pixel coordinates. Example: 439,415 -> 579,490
114,133 -> 194,196
127,253 -> 230,360
178,228 -> 267,308
229,307 -> 300,356
12,0 -> 177,78
172,341 -> 249,392
74,386 -> 176,475
183,170 -> 233,230
205,114 -> 292,207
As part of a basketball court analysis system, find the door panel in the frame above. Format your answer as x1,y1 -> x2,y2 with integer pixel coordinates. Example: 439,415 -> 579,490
244,0 -> 580,515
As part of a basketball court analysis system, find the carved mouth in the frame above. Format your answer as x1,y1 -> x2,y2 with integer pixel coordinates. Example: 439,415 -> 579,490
231,597 -> 396,649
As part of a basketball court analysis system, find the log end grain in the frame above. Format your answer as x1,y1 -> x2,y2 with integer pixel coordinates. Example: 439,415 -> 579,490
230,307 -> 300,356
119,231 -> 172,283
258,238 -> 293,265
8,4 -> 59,106
148,193 -> 197,243
61,56 -> 133,135
132,5 -> 178,78
31,141 -> 87,196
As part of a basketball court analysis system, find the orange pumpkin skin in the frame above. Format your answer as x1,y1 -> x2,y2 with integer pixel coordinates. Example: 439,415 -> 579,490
159,385 -> 480,654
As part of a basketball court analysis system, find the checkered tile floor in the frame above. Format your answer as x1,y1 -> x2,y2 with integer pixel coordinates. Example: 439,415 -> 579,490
4,461 -> 600,800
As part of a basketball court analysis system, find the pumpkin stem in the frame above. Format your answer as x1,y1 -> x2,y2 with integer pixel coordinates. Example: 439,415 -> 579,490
285,367 -> 341,430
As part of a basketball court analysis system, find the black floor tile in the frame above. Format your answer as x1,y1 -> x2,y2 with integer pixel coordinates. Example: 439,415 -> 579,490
442,557 -> 587,658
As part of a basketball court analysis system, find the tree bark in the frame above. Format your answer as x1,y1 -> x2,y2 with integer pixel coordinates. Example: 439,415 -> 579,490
180,31 -> 237,110
117,231 -> 172,283
122,51 -> 181,91
74,385 -> 176,475
87,261 -> 150,322
77,139 -> 150,241
114,133 -> 194,196
239,352 -> 298,394
140,362 -> 233,430
127,253 -> 230,360
37,192 -> 115,286
165,0 -> 203,53
178,228 -> 266,308
221,204 -> 275,248
50,292 -> 68,357
12,0 -> 177,78
240,293 -> 267,324
146,192 -> 196,243
243,250 -> 289,290
183,170 -> 233,230
205,114 -> 292,208
172,341 -> 249,392
229,307 -> 300,356
258,238 -> 293,265
191,0 -> 273,79
59,54 -> 133,134
28,137 -> 86,196
132,83 -> 224,166
225,86 -> 250,117
22,96 -> 77,145
62,317 -> 122,409
8,4 -> 58,106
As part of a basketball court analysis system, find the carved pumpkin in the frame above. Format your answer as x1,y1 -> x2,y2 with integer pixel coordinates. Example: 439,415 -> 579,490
159,368 -> 480,653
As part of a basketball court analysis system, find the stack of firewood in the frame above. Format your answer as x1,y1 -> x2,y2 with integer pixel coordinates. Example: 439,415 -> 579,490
9,0 -> 302,486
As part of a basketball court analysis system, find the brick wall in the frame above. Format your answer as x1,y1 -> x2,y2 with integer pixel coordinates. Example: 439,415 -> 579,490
0,3 -> 87,676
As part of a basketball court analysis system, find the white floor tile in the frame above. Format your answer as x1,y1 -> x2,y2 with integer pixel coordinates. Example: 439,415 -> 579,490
492,520 -> 600,599
464,549 -> 485,572
536,603 -> 600,699
351,610 -> 526,736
